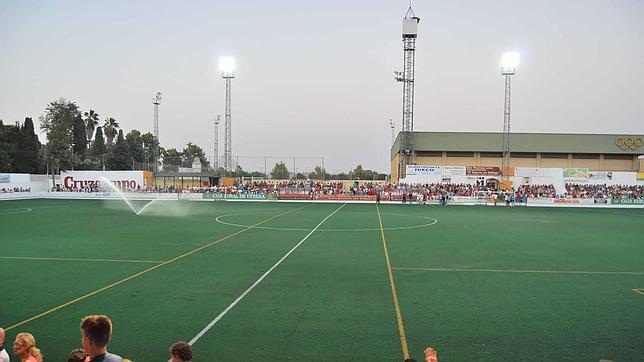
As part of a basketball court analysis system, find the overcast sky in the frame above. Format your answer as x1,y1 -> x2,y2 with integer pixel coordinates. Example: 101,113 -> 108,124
1,0 -> 643,173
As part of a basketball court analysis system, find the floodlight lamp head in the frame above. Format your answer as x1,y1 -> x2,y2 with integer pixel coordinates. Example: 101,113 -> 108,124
501,52 -> 520,75
219,56 -> 237,78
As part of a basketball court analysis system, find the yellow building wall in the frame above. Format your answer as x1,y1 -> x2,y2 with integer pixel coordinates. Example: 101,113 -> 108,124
414,156 -> 445,166
510,157 -> 538,167
444,156 -> 476,166
391,154 -> 400,183
571,158 -> 601,169
479,157 -> 502,167
539,158 -> 568,168
603,158 -> 635,171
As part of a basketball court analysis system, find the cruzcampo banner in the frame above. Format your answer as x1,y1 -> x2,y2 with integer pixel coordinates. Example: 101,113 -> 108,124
203,192 -> 276,200
611,198 -> 644,204
637,172 -> 644,181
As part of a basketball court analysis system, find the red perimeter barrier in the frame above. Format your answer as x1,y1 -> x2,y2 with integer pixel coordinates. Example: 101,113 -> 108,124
278,194 -> 377,201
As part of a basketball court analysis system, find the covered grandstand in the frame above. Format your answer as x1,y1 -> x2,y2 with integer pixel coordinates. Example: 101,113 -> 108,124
391,132 -> 643,183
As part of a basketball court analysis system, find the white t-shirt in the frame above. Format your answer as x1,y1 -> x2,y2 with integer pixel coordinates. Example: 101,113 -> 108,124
0,347 -> 10,362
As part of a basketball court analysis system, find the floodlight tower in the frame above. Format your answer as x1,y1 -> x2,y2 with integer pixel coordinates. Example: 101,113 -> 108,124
219,56 -> 236,173
501,52 -> 519,181
213,115 -> 220,171
395,4 -> 420,181
153,92 -> 162,172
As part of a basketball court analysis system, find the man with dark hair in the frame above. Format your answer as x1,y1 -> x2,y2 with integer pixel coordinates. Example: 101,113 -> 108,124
80,315 -> 122,362
169,341 -> 192,362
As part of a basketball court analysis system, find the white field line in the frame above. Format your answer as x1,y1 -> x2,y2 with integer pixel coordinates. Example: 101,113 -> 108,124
0,208 -> 32,215
0,256 -> 163,264
393,267 -> 644,275
189,203 -> 346,346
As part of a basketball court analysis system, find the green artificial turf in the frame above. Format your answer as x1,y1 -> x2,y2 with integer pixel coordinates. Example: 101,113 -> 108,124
0,199 -> 642,361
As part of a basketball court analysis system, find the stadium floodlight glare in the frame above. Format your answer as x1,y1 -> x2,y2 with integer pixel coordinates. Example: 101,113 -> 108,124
501,51 -> 520,75
219,56 -> 237,78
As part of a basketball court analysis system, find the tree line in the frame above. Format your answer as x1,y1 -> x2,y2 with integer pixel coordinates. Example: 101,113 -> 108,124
0,98 -> 210,175
1,98 -> 387,180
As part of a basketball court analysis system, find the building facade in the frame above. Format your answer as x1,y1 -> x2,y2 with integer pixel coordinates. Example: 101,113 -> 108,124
391,132 -> 643,183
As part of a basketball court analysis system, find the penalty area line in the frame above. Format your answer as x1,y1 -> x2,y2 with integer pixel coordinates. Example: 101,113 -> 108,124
188,203 -> 346,346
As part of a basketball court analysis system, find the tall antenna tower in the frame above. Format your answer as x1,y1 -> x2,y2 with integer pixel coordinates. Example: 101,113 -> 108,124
394,4 -> 420,181
152,92 -> 162,172
213,115 -> 220,172
219,57 -> 237,173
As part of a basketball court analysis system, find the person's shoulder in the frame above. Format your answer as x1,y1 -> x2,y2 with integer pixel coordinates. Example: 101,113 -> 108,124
104,353 -> 124,362
92,353 -> 123,362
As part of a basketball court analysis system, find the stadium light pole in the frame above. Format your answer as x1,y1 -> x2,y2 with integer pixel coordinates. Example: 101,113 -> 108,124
389,118 -> 395,148
501,51 -> 519,182
219,56 -> 236,175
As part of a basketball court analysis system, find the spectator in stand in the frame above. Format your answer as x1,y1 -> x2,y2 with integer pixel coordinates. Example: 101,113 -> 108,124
80,315 -> 123,362
0,327 -> 9,362
169,341 -> 192,362
12,333 -> 42,362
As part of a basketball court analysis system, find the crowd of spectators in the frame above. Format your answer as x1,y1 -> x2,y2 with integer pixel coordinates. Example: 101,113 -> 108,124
44,178 -> 644,201
564,184 -> 643,200
1,187 -> 30,193
0,315 -> 192,362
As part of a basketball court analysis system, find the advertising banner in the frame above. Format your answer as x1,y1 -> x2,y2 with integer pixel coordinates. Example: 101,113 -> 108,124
466,166 -> 502,176
611,198 -> 644,204
637,172 -> 644,181
406,166 -> 442,176
0,174 -> 9,183
515,168 -> 539,177
564,168 -> 589,179
203,193 -> 276,200
60,171 -> 145,190
405,165 -> 466,177
588,171 -> 613,181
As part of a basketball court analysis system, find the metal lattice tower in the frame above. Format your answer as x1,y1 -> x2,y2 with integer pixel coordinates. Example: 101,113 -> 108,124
500,51 -> 519,182
213,115 -> 220,171
152,92 -> 162,171
502,74 -> 512,180
395,5 -> 420,180
223,78 -> 233,172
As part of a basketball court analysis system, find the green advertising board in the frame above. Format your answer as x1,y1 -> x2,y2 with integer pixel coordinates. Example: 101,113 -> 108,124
611,198 -> 644,204
203,192 -> 276,200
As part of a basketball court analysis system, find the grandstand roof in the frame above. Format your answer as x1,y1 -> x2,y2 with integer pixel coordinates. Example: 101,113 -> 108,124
391,132 -> 644,159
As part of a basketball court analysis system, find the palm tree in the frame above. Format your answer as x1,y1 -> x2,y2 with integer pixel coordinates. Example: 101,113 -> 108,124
103,117 -> 120,145
83,110 -> 100,148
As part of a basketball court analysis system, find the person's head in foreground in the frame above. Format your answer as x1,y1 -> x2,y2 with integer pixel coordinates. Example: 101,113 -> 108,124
169,341 -> 192,362
12,333 -> 43,362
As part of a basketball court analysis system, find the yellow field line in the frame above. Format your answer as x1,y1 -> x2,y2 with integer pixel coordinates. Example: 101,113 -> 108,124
0,256 -> 163,264
393,267 -> 644,275
376,204 -> 409,360
6,205 -> 308,332
631,289 -> 644,295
